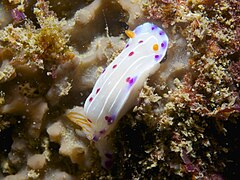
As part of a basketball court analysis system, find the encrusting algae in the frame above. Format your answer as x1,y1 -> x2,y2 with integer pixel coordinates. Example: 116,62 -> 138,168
111,0 -> 239,179
0,0 -> 240,179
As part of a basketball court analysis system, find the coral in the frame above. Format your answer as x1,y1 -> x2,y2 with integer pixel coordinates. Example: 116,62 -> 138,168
47,119 -> 92,168
27,154 -> 46,170
65,0 -> 129,53
0,93 -> 49,138
68,0 -> 102,27
118,0 -> 144,27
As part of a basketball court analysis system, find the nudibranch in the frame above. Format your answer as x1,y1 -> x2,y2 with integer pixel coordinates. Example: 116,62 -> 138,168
66,22 -> 168,168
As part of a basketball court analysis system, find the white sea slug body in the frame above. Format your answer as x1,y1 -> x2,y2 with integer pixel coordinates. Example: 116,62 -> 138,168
66,22 -> 168,168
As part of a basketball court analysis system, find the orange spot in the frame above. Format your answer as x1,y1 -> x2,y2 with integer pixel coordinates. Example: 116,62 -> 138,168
153,44 -> 159,51
125,30 -> 135,38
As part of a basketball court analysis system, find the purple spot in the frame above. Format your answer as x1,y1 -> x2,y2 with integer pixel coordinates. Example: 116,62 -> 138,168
125,44 -> 129,48
104,160 -> 113,169
100,129 -> 106,134
89,97 -> 93,102
151,25 -> 157,30
127,76 -> 137,87
11,8 -> 25,23
161,41 -> 167,49
93,135 -> 98,141
105,115 -> 115,125
154,54 -> 162,61
102,68 -> 106,74
129,78 -> 135,84
138,40 -> 143,43
112,64 -> 117,69
105,153 -> 113,159
159,31 -> 165,36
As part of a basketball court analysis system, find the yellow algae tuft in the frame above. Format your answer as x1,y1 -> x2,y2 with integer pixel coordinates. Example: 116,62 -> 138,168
0,0 -> 74,71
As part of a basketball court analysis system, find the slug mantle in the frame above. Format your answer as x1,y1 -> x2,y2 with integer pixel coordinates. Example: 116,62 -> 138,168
66,22 -> 169,167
